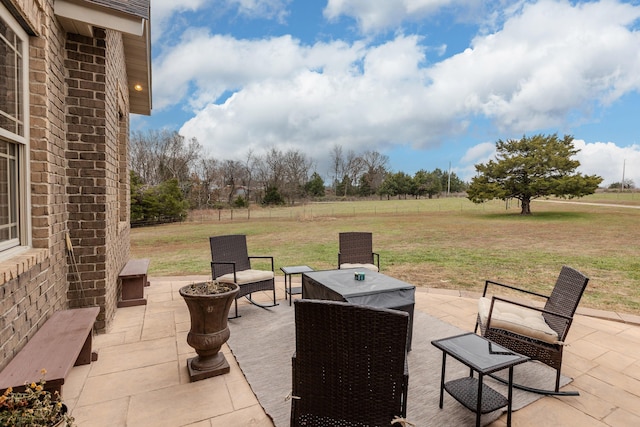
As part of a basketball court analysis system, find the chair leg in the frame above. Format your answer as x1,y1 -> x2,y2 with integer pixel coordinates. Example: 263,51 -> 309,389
228,298 -> 241,319
245,294 -> 278,309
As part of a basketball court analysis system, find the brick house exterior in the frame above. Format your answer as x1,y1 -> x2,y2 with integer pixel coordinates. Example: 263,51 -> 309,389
0,0 -> 151,370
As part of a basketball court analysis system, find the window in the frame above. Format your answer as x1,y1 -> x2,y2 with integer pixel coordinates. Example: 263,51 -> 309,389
0,8 -> 29,253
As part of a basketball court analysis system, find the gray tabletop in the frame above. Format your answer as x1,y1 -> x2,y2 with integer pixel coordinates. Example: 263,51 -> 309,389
302,268 -> 415,308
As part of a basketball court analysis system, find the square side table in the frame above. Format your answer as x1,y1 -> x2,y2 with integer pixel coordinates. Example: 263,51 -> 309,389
280,265 -> 313,305
431,332 -> 529,427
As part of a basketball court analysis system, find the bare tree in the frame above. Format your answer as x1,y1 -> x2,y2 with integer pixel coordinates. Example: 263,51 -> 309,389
130,130 -> 161,184
329,144 -> 344,193
190,157 -> 219,208
220,159 -> 248,204
342,150 -> 365,197
242,150 -> 258,203
130,129 -> 201,188
282,150 -> 313,204
360,150 -> 389,195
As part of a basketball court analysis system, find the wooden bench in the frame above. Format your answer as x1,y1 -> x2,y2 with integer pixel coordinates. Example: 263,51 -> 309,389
0,307 -> 100,396
118,258 -> 150,308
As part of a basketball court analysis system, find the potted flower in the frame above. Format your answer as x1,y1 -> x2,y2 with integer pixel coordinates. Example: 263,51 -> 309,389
179,280 -> 239,381
0,370 -> 75,426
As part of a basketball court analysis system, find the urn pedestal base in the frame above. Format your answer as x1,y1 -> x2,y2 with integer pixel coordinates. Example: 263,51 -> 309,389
187,354 -> 230,381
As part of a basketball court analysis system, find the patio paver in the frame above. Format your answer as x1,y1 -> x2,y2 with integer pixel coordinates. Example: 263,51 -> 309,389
63,275 -> 640,427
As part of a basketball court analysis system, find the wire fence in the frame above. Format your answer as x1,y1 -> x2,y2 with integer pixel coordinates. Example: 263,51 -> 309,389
184,197 -> 508,223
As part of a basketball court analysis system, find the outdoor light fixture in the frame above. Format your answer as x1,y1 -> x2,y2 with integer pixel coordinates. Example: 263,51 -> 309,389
133,84 -> 143,92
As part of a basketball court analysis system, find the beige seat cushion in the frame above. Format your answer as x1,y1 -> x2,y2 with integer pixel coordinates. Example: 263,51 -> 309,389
340,263 -> 379,272
218,269 -> 274,285
478,297 -> 559,344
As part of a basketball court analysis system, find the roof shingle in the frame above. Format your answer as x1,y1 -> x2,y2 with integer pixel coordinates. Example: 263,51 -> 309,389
83,0 -> 149,20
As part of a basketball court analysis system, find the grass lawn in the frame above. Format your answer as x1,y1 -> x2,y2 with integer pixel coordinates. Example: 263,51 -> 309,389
131,194 -> 640,315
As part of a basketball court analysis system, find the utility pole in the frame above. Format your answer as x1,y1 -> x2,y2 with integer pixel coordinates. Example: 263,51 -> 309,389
447,161 -> 451,197
621,159 -> 626,192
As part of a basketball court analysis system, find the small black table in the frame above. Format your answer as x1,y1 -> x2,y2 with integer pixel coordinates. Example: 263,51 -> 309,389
280,265 -> 314,306
431,332 -> 530,427
302,269 -> 415,351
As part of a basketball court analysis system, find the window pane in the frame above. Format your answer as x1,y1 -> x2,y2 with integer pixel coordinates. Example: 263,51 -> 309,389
0,140 -> 18,244
0,15 -> 22,136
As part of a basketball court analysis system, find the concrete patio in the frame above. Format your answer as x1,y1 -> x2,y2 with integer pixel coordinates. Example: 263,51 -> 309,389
63,275 -> 640,426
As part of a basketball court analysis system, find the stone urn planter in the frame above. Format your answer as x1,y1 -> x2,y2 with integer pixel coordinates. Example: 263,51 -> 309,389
179,281 -> 239,381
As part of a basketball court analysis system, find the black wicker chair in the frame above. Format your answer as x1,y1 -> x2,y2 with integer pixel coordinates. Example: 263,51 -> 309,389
338,232 -> 380,271
291,299 -> 409,427
475,265 -> 589,393
209,234 -> 277,318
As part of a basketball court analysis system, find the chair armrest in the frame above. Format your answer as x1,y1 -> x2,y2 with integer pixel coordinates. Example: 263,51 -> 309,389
483,279 -> 550,300
337,252 -> 342,268
249,255 -> 275,272
488,296 -> 573,321
211,261 -> 237,280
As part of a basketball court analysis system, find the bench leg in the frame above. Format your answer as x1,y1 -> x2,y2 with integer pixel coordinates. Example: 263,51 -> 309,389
75,332 -> 98,365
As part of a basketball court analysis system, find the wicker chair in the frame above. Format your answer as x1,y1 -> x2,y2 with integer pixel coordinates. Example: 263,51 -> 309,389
209,235 -> 277,318
291,299 -> 409,427
338,232 -> 380,271
475,265 -> 589,393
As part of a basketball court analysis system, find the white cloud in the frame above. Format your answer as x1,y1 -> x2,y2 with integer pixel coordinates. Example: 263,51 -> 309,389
323,0 -> 472,33
150,0 -> 291,42
150,0 -> 640,179
176,34 -> 466,163
573,140 -> 640,187
458,141 -> 495,181
426,0 -> 640,133
150,0 -> 209,42
227,0 -> 292,22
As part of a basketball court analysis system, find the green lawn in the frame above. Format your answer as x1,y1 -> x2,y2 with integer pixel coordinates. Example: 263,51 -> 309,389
132,196 -> 640,315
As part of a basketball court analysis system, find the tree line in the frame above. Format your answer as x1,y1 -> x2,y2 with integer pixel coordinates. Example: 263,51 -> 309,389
128,130 -> 467,222
129,130 -> 611,220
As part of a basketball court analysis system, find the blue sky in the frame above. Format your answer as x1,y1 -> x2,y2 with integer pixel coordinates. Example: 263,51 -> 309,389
136,0 -> 640,186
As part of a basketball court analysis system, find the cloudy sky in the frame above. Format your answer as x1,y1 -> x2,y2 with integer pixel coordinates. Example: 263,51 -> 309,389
135,0 -> 640,187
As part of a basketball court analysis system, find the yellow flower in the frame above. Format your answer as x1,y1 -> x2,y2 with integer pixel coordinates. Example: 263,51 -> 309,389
40,368 -> 47,375
3,387 -> 12,395
30,382 -> 37,389
35,385 -> 43,391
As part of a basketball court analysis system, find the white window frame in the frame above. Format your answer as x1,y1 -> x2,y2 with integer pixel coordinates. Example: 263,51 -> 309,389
0,5 -> 31,256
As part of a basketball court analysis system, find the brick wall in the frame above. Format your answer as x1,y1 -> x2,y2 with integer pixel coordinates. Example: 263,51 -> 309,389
64,27 -> 130,330
0,0 -> 132,370
0,0 -> 71,370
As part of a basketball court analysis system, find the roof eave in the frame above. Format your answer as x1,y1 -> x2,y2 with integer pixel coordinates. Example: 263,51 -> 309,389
55,0 -> 152,115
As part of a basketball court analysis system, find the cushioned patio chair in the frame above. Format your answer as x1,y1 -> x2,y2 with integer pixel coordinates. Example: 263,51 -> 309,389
338,231 -> 380,272
475,265 -> 589,393
291,299 -> 409,427
209,234 -> 277,318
